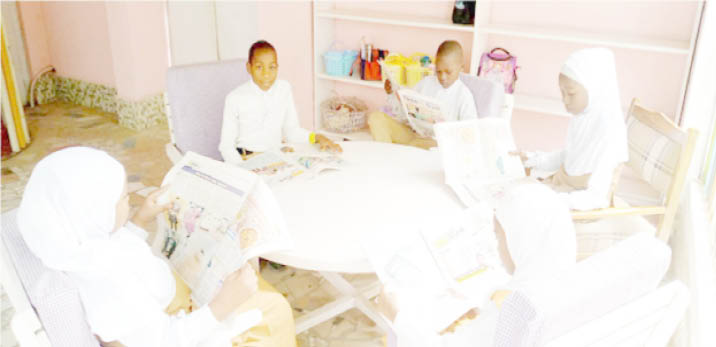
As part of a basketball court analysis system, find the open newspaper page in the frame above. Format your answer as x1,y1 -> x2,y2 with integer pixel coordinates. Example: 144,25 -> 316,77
434,118 -> 526,207
237,151 -> 307,186
153,151 -> 291,305
396,88 -> 445,138
287,151 -> 343,175
238,150 -> 343,186
363,205 -> 509,333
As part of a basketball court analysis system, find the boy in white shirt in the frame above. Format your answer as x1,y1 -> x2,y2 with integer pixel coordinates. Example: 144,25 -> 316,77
219,41 -> 341,165
367,41 -> 477,149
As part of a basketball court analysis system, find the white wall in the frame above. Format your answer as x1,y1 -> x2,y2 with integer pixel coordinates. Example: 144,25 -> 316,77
166,1 -> 218,66
166,1 -> 259,65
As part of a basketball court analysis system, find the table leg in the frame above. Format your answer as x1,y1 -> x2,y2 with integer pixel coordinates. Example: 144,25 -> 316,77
293,271 -> 395,344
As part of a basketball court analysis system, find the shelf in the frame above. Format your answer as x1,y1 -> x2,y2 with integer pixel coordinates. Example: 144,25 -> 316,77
316,127 -> 373,142
482,24 -> 691,55
317,73 -> 383,89
512,94 -> 571,118
316,9 -> 474,33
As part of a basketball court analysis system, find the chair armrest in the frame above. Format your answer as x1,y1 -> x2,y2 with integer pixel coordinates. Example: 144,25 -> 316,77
165,143 -> 183,164
572,206 -> 666,220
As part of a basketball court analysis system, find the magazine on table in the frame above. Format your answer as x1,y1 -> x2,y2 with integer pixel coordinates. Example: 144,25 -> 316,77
362,205 -> 510,333
434,118 -> 526,207
152,151 -> 292,306
237,150 -> 343,186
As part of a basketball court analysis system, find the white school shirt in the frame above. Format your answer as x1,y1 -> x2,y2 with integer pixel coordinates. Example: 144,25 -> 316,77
219,79 -> 311,165
527,150 -> 617,211
385,75 -> 477,123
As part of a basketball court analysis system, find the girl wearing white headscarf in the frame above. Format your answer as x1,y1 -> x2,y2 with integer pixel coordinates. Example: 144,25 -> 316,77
523,48 -> 629,211
18,147 -> 296,347
384,181 -> 576,347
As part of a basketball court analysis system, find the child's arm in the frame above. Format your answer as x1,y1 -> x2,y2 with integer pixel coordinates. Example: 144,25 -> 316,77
218,94 -> 245,165
282,85 -> 342,152
557,161 -> 617,211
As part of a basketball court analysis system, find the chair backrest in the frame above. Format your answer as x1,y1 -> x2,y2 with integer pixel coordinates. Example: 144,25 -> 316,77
624,98 -> 699,240
166,59 -> 251,160
1,209 -> 100,347
496,232 -> 677,346
459,74 -> 506,119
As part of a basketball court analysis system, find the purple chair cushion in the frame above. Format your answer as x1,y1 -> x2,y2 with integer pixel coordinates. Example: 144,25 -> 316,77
166,59 -> 251,160
459,75 -> 505,119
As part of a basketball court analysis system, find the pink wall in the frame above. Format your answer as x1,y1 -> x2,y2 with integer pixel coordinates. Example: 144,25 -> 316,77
106,1 -> 168,101
16,2 -> 50,77
258,1 -> 315,128
40,1 -> 117,87
18,1 -> 169,101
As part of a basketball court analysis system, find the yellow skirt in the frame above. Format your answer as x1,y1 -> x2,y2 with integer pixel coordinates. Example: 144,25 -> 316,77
167,272 -> 297,347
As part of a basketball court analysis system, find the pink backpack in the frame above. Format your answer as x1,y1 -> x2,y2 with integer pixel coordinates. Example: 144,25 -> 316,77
477,48 -> 518,94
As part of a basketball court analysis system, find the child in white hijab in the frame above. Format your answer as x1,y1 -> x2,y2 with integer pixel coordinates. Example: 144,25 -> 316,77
520,48 -> 629,211
17,147 -> 296,347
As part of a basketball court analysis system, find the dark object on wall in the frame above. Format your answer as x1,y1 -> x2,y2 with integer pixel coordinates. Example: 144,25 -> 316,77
452,1 -> 476,25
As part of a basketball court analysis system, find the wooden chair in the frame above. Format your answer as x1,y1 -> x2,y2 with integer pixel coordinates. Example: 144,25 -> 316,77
571,98 -> 698,258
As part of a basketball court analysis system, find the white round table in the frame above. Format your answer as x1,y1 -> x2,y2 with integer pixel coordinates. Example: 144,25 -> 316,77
264,141 -> 464,273
263,141 -> 464,335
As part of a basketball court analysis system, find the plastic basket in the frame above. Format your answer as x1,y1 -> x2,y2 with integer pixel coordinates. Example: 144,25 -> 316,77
323,51 -> 344,76
324,49 -> 359,76
405,53 -> 433,87
320,95 -> 368,133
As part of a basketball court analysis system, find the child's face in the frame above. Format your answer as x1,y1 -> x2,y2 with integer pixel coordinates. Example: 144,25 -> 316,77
113,180 -> 130,233
435,54 -> 462,89
247,48 -> 278,91
559,74 -> 588,115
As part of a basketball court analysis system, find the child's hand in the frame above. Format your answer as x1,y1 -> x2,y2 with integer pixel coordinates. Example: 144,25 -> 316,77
209,264 -> 258,321
315,134 -> 343,153
132,185 -> 173,229
384,79 -> 393,94
280,146 -> 294,153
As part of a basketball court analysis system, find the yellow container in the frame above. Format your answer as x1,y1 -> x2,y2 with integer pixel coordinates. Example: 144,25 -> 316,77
382,53 -> 410,86
405,53 -> 433,87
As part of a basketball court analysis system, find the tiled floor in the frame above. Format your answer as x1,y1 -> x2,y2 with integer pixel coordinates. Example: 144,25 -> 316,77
1,102 -> 384,346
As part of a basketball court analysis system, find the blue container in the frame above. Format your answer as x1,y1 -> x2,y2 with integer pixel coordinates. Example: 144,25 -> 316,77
342,50 -> 359,75
323,51 -> 345,76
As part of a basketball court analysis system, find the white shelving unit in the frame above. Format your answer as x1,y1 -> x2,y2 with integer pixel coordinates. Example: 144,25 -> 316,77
312,1 -> 704,134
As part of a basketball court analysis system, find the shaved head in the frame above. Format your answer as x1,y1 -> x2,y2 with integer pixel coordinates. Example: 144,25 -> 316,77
436,40 -> 464,63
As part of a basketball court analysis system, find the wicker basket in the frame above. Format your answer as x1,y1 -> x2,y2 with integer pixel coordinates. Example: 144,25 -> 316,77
320,96 -> 368,133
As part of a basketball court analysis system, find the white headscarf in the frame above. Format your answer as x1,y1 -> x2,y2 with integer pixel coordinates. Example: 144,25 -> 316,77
18,147 -> 176,342
561,48 -> 628,176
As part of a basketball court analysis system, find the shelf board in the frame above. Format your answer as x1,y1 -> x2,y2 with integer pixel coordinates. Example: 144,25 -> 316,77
317,73 -> 383,89
512,94 -> 571,118
482,24 -> 690,55
316,127 -> 373,142
316,9 -> 474,33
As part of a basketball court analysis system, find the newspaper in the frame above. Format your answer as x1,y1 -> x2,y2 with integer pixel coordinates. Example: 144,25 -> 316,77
363,205 -> 510,333
237,150 -> 343,186
434,118 -> 526,207
152,151 -> 291,306
378,59 -> 444,138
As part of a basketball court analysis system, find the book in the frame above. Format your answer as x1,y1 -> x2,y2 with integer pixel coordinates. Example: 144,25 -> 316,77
362,205 -> 510,333
434,118 -> 526,207
152,151 -> 292,306
236,150 -> 343,187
